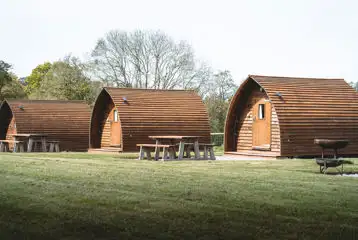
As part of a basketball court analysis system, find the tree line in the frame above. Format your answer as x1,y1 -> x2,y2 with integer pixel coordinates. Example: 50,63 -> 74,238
1,30 -> 238,133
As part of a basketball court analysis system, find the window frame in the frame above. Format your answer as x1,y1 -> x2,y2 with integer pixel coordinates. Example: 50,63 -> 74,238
113,109 -> 119,122
258,104 -> 265,120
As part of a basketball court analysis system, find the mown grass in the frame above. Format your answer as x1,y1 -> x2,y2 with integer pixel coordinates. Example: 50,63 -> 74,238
0,153 -> 357,239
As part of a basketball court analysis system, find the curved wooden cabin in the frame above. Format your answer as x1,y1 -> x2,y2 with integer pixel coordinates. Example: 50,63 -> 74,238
225,75 -> 358,158
90,88 -> 211,152
0,100 -> 91,151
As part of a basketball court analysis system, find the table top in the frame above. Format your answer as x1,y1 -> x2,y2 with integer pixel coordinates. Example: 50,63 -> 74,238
9,133 -> 48,137
149,135 -> 202,140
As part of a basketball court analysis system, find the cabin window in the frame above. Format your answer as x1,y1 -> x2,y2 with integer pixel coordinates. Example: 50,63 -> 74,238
258,104 -> 265,119
113,109 -> 118,122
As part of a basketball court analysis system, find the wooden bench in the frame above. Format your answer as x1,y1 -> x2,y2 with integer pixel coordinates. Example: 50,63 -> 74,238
0,140 -> 25,153
137,144 -> 176,161
199,143 -> 216,160
178,143 -> 216,160
47,141 -> 60,152
176,143 -> 195,158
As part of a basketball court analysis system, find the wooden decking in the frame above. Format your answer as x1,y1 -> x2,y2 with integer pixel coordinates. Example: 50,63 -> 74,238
225,150 -> 280,158
88,147 -> 122,154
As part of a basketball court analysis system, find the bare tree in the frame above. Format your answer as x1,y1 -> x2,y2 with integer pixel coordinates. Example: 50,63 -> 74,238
203,70 -> 238,132
91,30 -> 211,90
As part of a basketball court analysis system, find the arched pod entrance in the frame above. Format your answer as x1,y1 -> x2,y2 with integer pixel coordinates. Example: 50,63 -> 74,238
225,74 -> 358,158
89,87 -> 212,152
89,89 -> 122,149
224,77 -> 281,157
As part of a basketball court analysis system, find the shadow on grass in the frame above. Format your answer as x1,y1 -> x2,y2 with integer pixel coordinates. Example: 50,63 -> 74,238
0,202 -> 357,240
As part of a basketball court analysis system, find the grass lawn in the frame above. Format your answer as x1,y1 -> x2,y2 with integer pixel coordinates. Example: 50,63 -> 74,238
0,153 -> 357,239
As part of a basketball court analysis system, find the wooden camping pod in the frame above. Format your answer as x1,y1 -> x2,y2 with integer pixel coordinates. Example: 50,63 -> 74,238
225,75 -> 358,157
0,100 -> 91,151
90,88 -> 211,152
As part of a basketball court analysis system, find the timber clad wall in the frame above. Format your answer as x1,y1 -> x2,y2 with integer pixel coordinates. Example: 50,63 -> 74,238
90,88 -> 211,152
100,102 -> 115,148
225,75 -> 358,157
0,100 -> 91,151
235,86 -> 280,154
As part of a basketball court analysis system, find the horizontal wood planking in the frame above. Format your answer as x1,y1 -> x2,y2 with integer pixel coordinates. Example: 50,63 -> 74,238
235,85 -> 280,153
253,75 -> 358,157
1,100 -> 91,151
225,75 -> 358,157
91,88 -> 211,152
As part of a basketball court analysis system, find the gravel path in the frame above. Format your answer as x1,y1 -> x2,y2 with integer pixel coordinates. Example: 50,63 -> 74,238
216,155 -> 275,161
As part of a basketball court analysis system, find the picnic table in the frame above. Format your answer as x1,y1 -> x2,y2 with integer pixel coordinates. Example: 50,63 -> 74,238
9,133 -> 48,152
148,135 -> 202,160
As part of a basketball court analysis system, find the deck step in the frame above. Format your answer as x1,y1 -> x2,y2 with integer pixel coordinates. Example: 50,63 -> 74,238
88,148 -> 122,154
225,151 -> 279,158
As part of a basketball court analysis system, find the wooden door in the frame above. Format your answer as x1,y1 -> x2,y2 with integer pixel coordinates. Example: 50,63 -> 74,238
6,117 -> 17,138
252,99 -> 271,150
110,108 -> 121,147
5,117 -> 17,150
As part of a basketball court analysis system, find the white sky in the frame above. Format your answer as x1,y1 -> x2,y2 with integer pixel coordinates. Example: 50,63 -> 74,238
1,0 -> 357,84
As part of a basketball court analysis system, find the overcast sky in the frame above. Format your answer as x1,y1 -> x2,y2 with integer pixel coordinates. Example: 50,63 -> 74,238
1,0 -> 357,84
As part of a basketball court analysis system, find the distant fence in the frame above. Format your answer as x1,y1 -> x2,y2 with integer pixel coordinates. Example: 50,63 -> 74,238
211,133 -> 224,146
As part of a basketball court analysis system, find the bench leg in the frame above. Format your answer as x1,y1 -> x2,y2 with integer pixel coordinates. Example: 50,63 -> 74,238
168,147 -> 175,160
209,147 -> 216,160
203,146 -> 208,160
4,143 -> 9,152
162,147 -> 168,161
194,141 -> 200,159
145,149 -> 152,160
154,146 -> 160,161
185,146 -> 191,158
178,141 -> 185,160
0,143 -> 3,152
49,143 -> 54,152
19,143 -> 24,153
139,146 -> 145,160
41,137 -> 47,152
27,139 -> 33,152
13,143 -> 18,153
55,143 -> 60,152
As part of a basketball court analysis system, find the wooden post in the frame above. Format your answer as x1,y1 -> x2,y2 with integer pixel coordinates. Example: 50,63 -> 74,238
209,146 -> 216,160
178,141 -> 185,160
185,146 -> 191,158
162,147 -> 168,161
49,143 -> 55,152
194,140 -> 200,160
169,147 -> 175,160
41,137 -> 47,152
139,146 -> 145,160
27,138 -> 33,152
145,149 -> 152,160
55,143 -> 60,152
4,143 -> 9,152
13,142 -> 17,153
203,145 -> 208,160
154,140 -> 160,160
19,143 -> 24,153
